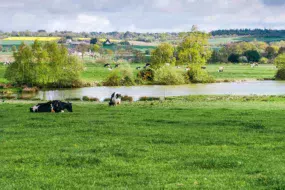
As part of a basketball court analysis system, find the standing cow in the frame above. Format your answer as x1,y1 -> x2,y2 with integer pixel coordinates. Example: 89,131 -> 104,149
109,92 -> 122,106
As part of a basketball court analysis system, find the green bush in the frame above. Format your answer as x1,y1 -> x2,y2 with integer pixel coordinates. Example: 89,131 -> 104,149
139,97 -> 160,101
121,95 -> 133,102
238,56 -> 248,63
259,57 -> 269,64
275,54 -> 285,80
275,68 -> 285,80
65,98 -> 81,101
82,96 -> 100,102
137,68 -> 154,82
187,65 -> 214,83
153,66 -> 186,85
103,64 -> 135,86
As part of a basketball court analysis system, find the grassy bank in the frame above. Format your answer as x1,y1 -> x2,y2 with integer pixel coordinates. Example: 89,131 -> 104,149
1,96 -> 285,189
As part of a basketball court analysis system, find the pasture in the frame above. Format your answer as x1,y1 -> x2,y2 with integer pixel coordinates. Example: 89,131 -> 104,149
0,96 -> 285,189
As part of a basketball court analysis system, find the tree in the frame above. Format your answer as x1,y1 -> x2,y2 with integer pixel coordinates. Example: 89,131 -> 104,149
265,46 -> 278,59
259,57 -> 268,64
275,53 -> 285,69
244,50 -> 261,62
238,56 -> 248,63
12,46 -> 17,52
278,47 -> 285,55
177,32 -> 211,66
275,54 -> 285,80
90,38 -> 98,44
5,41 -> 83,87
133,50 -> 145,63
228,53 -> 240,63
145,49 -> 150,55
76,43 -> 90,59
92,44 -> 101,53
150,43 -> 175,69
0,45 -> 2,52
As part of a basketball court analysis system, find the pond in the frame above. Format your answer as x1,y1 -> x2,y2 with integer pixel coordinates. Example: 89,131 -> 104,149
35,81 -> 285,101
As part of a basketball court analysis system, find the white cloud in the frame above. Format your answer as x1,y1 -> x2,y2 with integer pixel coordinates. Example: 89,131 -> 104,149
0,0 -> 284,32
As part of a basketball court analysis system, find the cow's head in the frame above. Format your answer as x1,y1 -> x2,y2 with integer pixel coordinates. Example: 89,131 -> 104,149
116,94 -> 122,99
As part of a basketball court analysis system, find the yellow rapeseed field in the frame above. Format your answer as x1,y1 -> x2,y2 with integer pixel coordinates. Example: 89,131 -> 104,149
3,37 -> 61,41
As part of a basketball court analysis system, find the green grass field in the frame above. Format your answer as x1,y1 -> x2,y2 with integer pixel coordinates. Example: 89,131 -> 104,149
1,96 -> 285,189
207,64 -> 276,80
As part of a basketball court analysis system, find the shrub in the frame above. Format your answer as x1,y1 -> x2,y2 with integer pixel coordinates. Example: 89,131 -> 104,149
275,68 -> 285,80
65,98 -> 81,101
186,65 -> 214,83
137,68 -> 154,82
121,95 -> 133,102
1,95 -> 16,100
238,56 -> 248,63
259,57 -> 269,64
275,54 -> 285,80
103,64 -> 135,86
153,66 -> 186,85
82,96 -> 99,102
139,97 -> 160,101
244,50 -> 261,62
22,87 -> 39,93
228,53 -> 240,63
274,54 -> 285,69
82,96 -> 89,101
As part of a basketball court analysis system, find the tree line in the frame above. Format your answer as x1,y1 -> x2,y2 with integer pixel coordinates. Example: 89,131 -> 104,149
211,29 -> 285,37
210,41 -> 285,64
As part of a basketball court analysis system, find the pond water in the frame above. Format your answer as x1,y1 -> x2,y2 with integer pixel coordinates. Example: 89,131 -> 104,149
35,81 -> 285,101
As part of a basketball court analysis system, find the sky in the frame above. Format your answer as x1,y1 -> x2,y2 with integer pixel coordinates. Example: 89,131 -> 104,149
1,0 -> 285,32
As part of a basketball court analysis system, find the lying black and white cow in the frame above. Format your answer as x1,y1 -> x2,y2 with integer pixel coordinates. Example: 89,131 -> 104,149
109,92 -> 122,106
30,100 -> 73,113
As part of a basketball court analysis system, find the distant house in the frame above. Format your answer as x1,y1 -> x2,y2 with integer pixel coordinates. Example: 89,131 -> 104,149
103,39 -> 114,46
